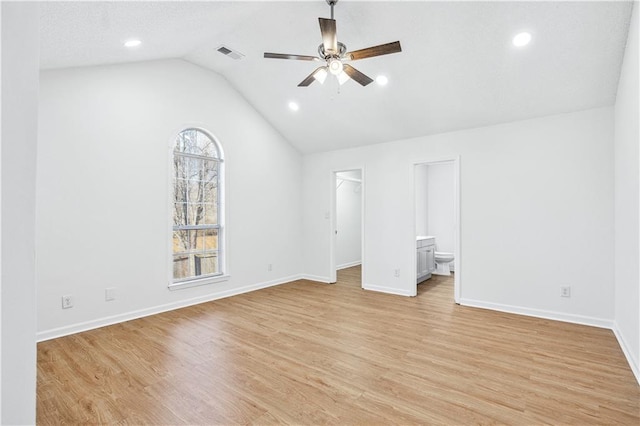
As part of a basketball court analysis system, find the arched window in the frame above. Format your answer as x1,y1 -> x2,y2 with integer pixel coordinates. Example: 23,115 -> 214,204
172,128 -> 224,283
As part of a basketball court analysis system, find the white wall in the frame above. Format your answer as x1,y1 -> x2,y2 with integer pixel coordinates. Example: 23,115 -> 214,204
336,170 -> 362,269
427,163 -> 455,254
303,107 -> 615,325
36,59 -> 303,338
614,2 -> 639,383
1,2 -> 39,423
414,165 -> 428,236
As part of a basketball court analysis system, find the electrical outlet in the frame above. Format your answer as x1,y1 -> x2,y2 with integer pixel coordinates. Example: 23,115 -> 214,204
560,286 -> 571,298
105,287 -> 116,301
268,264 -> 273,272
394,269 -> 400,278
61,295 -> 73,309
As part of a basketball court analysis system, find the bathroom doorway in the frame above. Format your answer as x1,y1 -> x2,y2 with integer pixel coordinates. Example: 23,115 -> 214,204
413,158 -> 460,302
330,169 -> 364,288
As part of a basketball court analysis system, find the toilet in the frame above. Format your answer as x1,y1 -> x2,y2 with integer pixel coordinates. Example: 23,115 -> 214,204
434,251 -> 454,276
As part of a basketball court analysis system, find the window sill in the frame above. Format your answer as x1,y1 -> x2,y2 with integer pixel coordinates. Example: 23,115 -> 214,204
168,274 -> 231,291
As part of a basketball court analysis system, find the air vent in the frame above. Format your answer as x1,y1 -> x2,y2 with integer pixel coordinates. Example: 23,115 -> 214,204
216,45 -> 244,60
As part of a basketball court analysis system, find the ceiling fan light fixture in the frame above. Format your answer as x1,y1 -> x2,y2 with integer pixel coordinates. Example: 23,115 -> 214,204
313,67 -> 328,84
328,58 -> 343,75
337,71 -> 350,85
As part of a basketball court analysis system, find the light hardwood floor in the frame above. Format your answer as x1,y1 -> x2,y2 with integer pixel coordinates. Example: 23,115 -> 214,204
37,267 -> 639,425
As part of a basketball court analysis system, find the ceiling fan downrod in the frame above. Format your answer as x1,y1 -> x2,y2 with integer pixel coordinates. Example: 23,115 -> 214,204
327,0 -> 338,20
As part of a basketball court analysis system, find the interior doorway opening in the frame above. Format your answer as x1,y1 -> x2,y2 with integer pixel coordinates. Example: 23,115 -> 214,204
330,169 -> 364,288
413,158 -> 460,302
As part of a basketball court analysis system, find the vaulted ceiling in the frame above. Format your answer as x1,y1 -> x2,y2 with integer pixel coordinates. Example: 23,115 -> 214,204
39,1 -> 634,153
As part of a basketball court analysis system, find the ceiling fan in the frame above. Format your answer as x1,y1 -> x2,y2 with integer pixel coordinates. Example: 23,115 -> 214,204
264,0 -> 402,87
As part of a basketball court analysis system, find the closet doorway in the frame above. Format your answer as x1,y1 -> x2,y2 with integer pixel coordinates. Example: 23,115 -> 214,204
330,169 -> 364,287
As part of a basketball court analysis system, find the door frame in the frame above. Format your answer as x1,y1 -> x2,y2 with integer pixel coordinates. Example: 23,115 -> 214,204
330,167 -> 365,287
411,156 -> 461,302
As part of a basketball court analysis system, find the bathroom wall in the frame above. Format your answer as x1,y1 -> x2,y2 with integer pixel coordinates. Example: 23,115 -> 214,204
415,162 -> 455,270
303,106 -> 614,327
414,165 -> 429,237
336,171 -> 362,269
426,163 -> 455,254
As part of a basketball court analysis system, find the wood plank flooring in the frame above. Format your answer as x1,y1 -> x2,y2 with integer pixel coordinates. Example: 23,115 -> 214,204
37,266 -> 639,425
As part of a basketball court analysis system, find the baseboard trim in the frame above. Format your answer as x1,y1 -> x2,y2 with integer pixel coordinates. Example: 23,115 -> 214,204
612,323 -> 640,386
300,274 -> 333,283
460,299 -> 639,385
37,274 -> 303,342
337,261 -> 362,270
459,298 -> 614,329
36,275 -> 639,386
363,283 -> 413,297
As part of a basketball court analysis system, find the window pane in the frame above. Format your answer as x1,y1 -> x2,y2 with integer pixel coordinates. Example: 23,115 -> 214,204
186,157 -> 202,182
196,252 -> 218,276
173,156 -> 187,180
187,203 -> 205,226
203,181 -> 217,204
198,135 -> 218,158
174,252 -> 219,280
176,129 -> 198,155
203,228 -> 218,250
174,129 -> 220,159
173,230 -> 202,254
204,203 -> 217,224
173,203 -> 188,227
187,179 -> 202,204
173,179 -> 188,203
193,230 -> 205,252
194,231 -> 206,251
173,230 -> 188,254
173,255 -> 191,280
203,160 -> 219,183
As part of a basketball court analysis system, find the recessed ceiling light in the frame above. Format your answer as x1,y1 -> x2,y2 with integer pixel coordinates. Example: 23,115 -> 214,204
288,101 -> 299,111
124,39 -> 142,48
512,32 -> 532,47
376,75 -> 389,86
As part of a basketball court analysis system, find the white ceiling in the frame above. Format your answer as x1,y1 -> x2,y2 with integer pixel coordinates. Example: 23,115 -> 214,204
39,1 -> 634,154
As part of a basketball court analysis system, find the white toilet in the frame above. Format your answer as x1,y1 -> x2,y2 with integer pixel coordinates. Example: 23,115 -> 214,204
434,251 -> 454,276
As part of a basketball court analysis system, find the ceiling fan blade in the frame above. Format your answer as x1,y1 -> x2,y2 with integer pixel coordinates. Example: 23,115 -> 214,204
343,64 -> 374,86
264,52 -> 319,61
345,41 -> 402,61
319,18 -> 338,54
298,66 -> 327,87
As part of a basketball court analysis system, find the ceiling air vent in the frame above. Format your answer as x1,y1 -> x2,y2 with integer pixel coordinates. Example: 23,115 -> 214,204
216,45 -> 244,60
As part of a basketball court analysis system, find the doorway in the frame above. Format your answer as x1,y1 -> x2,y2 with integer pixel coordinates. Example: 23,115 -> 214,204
413,158 -> 460,302
330,169 -> 364,287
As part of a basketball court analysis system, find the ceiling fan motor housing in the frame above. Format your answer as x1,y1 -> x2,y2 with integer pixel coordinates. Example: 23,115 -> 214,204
318,42 -> 347,59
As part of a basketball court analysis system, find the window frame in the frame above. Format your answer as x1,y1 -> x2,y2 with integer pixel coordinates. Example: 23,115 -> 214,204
168,127 -> 228,290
